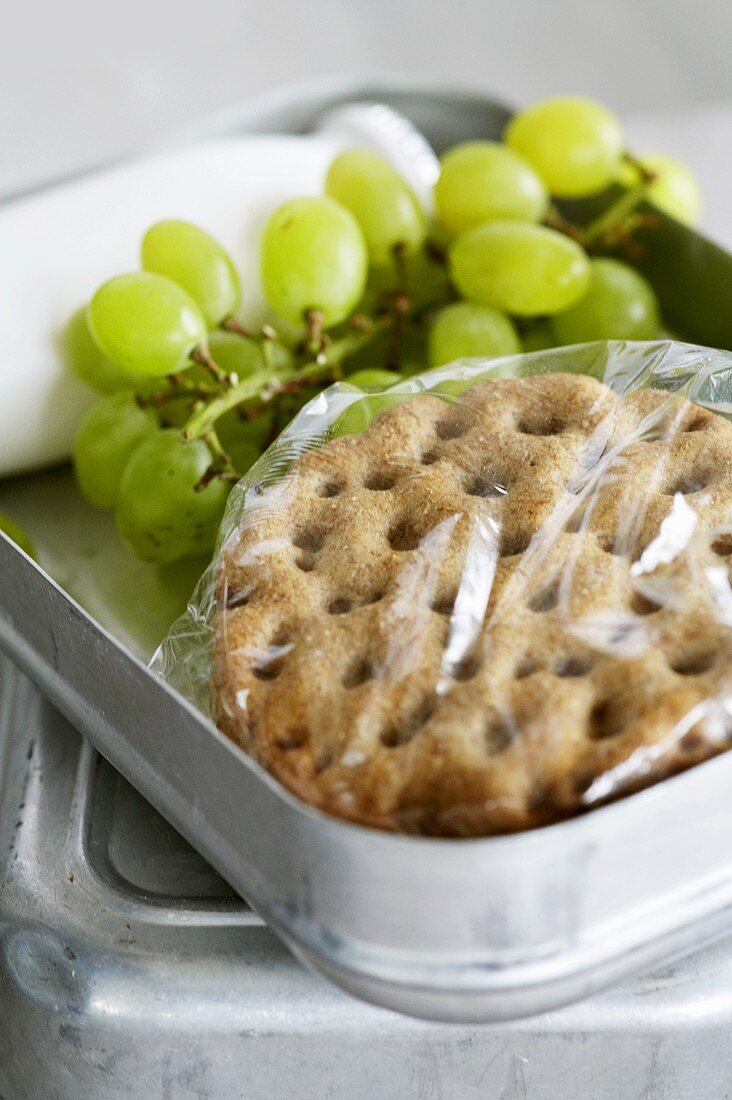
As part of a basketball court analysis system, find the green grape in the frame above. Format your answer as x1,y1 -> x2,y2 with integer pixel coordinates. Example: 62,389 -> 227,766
260,197 -> 368,326
207,330 -> 265,377
450,221 -> 590,316
88,272 -> 207,377
62,307 -> 154,395
332,395 -> 404,437
429,302 -> 520,367
334,325 -> 391,375
346,368 -> 404,388
258,316 -> 303,349
396,324 -> 429,377
551,258 -> 660,344
434,142 -> 548,235
325,149 -> 426,266
332,375 -> 405,437
116,429 -> 230,563
353,264 -> 395,316
505,97 -> 624,198
217,408 -> 274,474
405,244 -> 452,310
618,153 -> 702,227
261,338 -> 294,372
400,358 -> 428,378
157,395 -> 196,430
0,514 -> 36,559
354,246 -> 447,318
428,379 -> 474,398
207,329 -> 293,377
426,217 -> 454,250
644,155 -> 702,227
73,392 -> 158,508
521,320 -> 557,352
141,219 -> 241,327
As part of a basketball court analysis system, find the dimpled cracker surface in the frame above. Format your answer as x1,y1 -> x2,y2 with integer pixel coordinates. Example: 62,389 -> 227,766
213,373 -> 732,836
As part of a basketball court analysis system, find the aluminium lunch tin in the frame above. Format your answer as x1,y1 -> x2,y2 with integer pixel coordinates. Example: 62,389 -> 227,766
0,78 -> 731,1044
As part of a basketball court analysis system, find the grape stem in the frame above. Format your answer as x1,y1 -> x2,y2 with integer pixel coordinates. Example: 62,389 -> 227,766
190,344 -> 232,386
137,377 -> 218,409
204,427 -> 231,466
543,161 -> 655,253
582,181 -> 651,248
221,316 -> 253,338
197,428 -> 239,488
622,150 -> 657,185
304,309 -> 327,357
596,212 -> 659,262
544,205 -> 585,242
182,316 -> 390,442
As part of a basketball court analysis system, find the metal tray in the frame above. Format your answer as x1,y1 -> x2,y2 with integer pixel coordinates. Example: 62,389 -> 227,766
2,80 -> 732,1027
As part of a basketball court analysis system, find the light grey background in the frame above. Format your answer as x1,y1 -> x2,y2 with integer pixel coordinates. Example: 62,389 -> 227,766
3,0 -> 732,238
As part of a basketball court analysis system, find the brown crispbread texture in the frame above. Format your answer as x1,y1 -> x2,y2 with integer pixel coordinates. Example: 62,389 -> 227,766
213,372 -> 732,836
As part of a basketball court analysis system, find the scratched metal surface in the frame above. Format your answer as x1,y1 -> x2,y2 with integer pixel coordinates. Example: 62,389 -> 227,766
1,653 -> 731,1099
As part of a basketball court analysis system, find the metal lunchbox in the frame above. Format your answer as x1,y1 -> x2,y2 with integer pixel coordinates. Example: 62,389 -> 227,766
2,77 -> 732,1099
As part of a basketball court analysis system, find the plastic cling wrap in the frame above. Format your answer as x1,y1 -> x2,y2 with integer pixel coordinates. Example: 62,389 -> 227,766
154,341 -> 732,837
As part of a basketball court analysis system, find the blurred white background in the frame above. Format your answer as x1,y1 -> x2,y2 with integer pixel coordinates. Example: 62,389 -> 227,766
3,0 -> 732,238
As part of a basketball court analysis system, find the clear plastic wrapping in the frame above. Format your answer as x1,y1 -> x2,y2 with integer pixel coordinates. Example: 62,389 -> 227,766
154,341 -> 732,836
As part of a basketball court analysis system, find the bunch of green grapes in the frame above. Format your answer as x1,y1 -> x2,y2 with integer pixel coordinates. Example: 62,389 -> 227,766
432,97 -> 700,360
65,95 -> 701,566
66,220 -> 277,564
